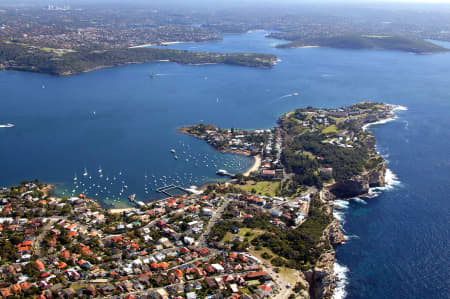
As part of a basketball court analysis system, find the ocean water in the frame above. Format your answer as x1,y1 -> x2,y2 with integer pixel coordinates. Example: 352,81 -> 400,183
0,31 -> 449,298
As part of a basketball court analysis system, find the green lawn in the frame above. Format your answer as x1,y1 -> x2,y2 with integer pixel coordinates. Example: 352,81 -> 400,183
222,232 -> 233,242
237,181 -> 280,197
321,125 -> 338,134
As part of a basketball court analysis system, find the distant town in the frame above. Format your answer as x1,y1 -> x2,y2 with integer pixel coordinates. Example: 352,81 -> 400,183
0,3 -> 449,75
1,5 -> 449,51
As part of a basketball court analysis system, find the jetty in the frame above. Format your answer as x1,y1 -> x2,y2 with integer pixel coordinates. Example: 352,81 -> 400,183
216,169 -> 235,177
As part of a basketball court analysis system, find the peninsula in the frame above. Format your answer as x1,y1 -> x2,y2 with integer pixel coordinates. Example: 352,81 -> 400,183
0,103 -> 399,299
276,35 -> 449,54
180,102 -> 399,298
0,42 -> 277,76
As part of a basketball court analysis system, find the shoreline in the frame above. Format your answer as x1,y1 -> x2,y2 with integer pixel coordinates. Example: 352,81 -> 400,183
362,104 -> 408,131
330,104 -> 407,299
243,154 -> 262,176
109,208 -> 136,214
178,126 -> 261,176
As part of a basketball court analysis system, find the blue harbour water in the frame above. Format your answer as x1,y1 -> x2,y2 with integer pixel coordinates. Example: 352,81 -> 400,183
0,31 -> 449,298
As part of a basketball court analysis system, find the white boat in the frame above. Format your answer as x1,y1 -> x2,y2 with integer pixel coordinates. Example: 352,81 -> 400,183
73,174 -> 78,181
0,123 -> 15,128
98,166 -> 103,173
170,149 -> 176,153
83,167 -> 88,177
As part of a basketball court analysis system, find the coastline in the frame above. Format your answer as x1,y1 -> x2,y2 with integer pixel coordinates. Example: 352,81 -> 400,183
129,39 -> 221,48
178,126 -> 261,176
330,104 -> 407,299
362,104 -> 408,131
109,207 -> 136,214
243,154 -> 261,176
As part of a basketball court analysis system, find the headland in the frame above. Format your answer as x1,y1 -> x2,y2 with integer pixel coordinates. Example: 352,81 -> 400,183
0,102 -> 401,299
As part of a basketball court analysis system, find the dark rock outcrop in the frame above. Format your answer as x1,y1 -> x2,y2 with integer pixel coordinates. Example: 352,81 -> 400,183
305,251 -> 335,299
304,210 -> 344,299
330,161 -> 386,198
327,219 -> 346,245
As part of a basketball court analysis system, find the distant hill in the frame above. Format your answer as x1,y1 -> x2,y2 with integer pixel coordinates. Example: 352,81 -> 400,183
277,35 -> 449,54
0,43 -> 277,76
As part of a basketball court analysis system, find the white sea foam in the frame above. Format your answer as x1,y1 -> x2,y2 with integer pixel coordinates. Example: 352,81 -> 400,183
334,199 -> 350,209
345,234 -> 360,240
351,197 -> 367,204
333,209 -> 345,223
362,104 -> 408,131
332,262 -> 350,299
333,200 -> 349,223
384,168 -> 401,189
362,116 -> 397,131
392,105 -> 408,111
368,168 -> 401,198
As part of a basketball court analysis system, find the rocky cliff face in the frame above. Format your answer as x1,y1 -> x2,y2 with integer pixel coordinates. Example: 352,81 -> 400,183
330,161 -> 386,198
368,161 -> 386,188
304,212 -> 345,299
305,251 -> 335,299
327,219 -> 346,245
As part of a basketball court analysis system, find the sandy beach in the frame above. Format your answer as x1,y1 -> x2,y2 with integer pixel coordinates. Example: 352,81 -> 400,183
243,155 -> 261,176
129,43 -> 154,48
109,208 -> 135,214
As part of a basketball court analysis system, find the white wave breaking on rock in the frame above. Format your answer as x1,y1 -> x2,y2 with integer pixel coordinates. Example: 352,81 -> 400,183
362,104 -> 408,132
332,262 -> 350,299
332,105 -> 406,299
369,168 -> 402,198
351,197 -> 367,204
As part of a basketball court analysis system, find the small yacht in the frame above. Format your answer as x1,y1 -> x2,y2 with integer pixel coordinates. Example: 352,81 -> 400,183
0,123 -> 15,128
83,167 -> 88,177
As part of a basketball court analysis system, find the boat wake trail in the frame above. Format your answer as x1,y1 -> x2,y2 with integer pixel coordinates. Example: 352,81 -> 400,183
0,123 -> 15,128
278,92 -> 300,100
